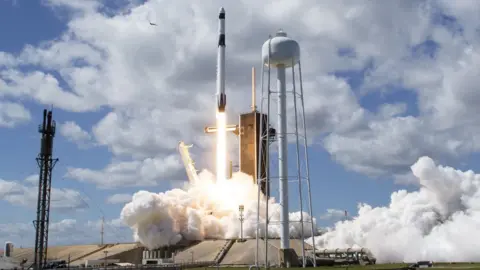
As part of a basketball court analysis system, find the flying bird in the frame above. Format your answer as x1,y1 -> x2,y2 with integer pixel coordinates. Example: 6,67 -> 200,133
149,22 -> 157,26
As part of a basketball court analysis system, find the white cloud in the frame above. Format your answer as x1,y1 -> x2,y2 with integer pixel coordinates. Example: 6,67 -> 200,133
59,121 -> 92,147
65,155 -> 184,188
0,101 -> 31,127
1,0 -> 480,187
0,218 -> 130,247
0,70 -> 101,112
378,103 -> 408,119
106,193 -> 132,204
320,209 -> 347,220
24,174 -> 38,185
0,178 -> 88,210
42,0 -> 101,16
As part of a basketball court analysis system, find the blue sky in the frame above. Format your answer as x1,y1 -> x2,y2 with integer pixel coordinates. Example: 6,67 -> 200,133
1,0 -> 479,248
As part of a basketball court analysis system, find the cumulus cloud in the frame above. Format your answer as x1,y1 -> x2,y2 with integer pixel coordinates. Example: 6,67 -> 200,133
106,193 -> 132,204
59,121 -> 92,147
0,0 -> 424,186
65,155 -> 184,188
0,218 -> 130,247
0,1 -> 479,186
320,209 -> 347,221
0,101 -> 31,127
0,178 -> 88,210
43,0 -> 101,13
24,174 -> 38,185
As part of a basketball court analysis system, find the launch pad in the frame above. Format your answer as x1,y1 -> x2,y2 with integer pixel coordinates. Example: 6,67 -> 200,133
6,239 -> 315,267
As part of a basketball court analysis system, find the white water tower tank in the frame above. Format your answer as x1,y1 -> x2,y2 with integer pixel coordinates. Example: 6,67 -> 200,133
4,242 -> 13,257
261,29 -> 300,68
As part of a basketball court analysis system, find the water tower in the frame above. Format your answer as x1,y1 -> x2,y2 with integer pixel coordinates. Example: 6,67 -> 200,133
255,30 -> 317,268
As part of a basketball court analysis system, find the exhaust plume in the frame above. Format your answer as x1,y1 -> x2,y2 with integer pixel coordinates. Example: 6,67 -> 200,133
121,155 -> 480,262
216,112 -> 227,182
121,170 -> 316,250
312,156 -> 480,263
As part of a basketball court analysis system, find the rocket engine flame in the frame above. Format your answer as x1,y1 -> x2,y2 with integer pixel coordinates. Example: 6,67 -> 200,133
216,112 -> 227,182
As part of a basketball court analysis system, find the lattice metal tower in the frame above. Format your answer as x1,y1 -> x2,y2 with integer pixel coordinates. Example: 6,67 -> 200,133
255,30 -> 317,268
33,109 -> 58,270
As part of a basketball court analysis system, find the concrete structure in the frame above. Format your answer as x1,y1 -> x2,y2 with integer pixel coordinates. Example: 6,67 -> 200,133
155,239 -> 310,266
8,243 -> 143,267
315,248 -> 376,265
84,259 -> 120,267
0,257 -> 20,269
174,240 -> 228,263
2,239 -> 326,268
142,247 -> 176,264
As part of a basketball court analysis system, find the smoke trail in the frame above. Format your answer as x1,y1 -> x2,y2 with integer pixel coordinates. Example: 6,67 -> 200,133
120,170 -> 317,250
311,156 -> 480,263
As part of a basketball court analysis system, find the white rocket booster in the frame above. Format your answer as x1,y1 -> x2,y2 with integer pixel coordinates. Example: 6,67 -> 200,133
216,7 -> 226,112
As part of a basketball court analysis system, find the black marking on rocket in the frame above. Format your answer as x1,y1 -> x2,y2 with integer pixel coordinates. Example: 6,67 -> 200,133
218,34 -> 225,47
217,93 -> 226,112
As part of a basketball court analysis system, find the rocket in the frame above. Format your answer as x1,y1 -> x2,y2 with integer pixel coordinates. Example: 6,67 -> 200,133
216,7 -> 226,112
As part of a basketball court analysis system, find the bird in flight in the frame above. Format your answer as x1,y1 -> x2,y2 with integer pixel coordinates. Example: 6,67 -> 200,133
149,22 -> 157,26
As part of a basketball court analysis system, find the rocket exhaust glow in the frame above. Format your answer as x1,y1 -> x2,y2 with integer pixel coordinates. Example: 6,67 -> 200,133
216,112 -> 227,182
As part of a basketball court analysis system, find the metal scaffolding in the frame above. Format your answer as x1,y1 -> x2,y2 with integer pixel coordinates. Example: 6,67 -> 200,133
33,109 -> 58,270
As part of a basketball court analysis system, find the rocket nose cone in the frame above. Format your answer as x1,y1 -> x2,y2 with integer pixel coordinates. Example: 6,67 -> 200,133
219,7 -> 225,14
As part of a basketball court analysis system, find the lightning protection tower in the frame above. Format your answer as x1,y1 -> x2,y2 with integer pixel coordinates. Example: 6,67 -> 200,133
255,30 -> 317,268
33,109 -> 58,270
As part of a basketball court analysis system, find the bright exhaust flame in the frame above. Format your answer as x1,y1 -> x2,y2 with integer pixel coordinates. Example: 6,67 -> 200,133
216,112 -> 227,182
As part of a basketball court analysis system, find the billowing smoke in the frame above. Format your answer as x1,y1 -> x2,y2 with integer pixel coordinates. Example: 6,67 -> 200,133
312,156 -> 480,263
121,170 -> 316,250
122,155 -> 480,262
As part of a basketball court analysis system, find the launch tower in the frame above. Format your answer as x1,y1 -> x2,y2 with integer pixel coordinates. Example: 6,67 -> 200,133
205,65 -> 274,197
33,109 -> 58,270
256,30 -> 317,268
239,68 -> 275,197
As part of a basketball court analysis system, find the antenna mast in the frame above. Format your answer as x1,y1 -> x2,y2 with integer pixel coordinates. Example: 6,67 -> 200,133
33,109 -> 58,270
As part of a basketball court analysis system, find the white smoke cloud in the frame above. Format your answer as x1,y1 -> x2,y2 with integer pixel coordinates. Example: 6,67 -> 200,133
121,170 -> 316,250
121,155 -> 480,263
312,156 -> 480,263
